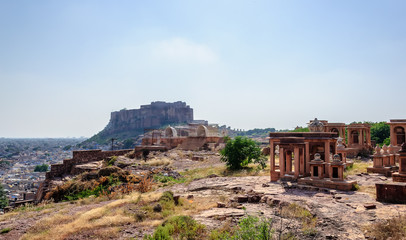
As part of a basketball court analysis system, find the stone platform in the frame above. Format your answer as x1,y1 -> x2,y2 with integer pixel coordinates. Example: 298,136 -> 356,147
366,167 -> 396,177
392,173 -> 406,182
376,182 -> 406,204
298,177 -> 356,191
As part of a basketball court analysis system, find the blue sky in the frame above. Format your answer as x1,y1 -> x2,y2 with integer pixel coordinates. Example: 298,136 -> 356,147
1,0 -> 405,138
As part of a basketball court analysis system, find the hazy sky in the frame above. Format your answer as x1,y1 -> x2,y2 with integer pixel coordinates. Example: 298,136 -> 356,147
1,1 -> 406,138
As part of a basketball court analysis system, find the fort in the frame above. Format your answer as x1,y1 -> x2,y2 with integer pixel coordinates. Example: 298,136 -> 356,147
86,101 -> 194,143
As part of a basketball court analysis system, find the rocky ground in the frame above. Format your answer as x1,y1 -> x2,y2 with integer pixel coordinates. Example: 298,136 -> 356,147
1,150 -> 405,240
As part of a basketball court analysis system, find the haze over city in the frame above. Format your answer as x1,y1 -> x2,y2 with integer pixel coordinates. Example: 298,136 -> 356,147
1,0 -> 405,138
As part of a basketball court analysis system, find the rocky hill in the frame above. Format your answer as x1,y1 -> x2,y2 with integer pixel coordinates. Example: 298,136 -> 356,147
84,101 -> 194,144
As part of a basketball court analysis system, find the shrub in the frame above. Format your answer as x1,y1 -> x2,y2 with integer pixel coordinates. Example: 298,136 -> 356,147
34,164 -> 49,172
220,136 -> 266,170
365,214 -> 406,240
136,176 -> 154,193
0,227 -> 11,234
145,215 -> 206,240
210,215 -> 273,240
98,166 -> 122,177
0,184 -> 8,209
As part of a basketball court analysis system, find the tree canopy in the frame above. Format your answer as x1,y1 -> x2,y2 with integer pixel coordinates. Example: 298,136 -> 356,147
220,136 -> 266,170
34,164 -> 49,172
370,122 -> 390,145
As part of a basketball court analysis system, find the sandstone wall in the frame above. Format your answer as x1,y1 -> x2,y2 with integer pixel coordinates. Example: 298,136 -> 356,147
46,149 -> 132,179
376,183 -> 406,203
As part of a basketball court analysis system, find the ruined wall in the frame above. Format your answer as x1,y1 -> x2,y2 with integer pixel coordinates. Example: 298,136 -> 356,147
46,149 -> 132,179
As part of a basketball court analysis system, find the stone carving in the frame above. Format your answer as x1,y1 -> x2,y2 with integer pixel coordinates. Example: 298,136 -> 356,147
309,118 -> 325,132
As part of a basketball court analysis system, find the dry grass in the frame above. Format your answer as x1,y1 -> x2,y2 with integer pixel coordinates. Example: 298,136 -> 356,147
358,185 -> 376,198
143,157 -> 173,166
344,160 -> 372,178
280,203 -> 317,235
21,193 -> 142,240
0,201 -> 67,223
364,214 -> 406,240
20,190 -> 217,240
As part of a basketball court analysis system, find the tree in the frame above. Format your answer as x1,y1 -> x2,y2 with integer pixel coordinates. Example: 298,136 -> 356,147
34,164 -> 49,172
291,127 -> 309,132
370,122 -> 390,145
220,136 -> 266,170
0,184 -> 8,209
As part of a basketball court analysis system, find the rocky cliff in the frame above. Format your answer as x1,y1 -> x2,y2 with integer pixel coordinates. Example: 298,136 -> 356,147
85,101 -> 194,144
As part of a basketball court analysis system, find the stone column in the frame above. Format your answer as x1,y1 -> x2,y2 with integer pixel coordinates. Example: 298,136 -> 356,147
305,142 -> 310,175
280,147 -> 285,176
325,141 -> 330,175
348,129 -> 352,146
270,140 -> 275,171
367,130 -> 371,146
294,147 -> 300,178
285,151 -> 291,173
358,130 -> 362,146
300,148 -> 305,175
342,128 -> 346,140
390,126 -> 396,145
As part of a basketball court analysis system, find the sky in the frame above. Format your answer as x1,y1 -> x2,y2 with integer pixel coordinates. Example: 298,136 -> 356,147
1,0 -> 406,138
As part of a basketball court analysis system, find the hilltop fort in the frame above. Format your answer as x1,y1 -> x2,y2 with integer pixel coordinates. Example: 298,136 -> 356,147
86,101 -> 194,144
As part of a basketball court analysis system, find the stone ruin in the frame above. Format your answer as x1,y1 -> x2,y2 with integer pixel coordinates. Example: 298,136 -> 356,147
141,123 -> 226,151
367,119 -> 406,176
34,146 -> 169,203
376,143 -> 406,204
269,118 -> 357,191
309,119 -> 372,157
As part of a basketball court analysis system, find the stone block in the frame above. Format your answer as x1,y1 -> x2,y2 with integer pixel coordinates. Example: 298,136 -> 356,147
237,196 -> 248,203
376,182 -> 406,204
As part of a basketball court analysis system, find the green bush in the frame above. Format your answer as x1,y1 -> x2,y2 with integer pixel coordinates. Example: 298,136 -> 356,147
0,184 -> 8,209
0,227 -> 11,234
144,215 -> 206,240
154,174 -> 185,184
210,215 -> 273,240
34,164 -> 49,172
220,136 -> 266,170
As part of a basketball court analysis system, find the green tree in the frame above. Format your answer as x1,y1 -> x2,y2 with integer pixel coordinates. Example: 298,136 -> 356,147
34,164 -> 49,172
220,136 -> 266,170
370,122 -> 390,145
0,184 -> 8,209
291,127 -> 309,132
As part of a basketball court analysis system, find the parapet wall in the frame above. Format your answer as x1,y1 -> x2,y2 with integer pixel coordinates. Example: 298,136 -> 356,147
46,149 -> 132,179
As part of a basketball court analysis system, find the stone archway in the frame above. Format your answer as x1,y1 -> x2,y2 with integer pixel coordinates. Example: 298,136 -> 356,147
395,126 -> 405,145
164,127 -> 178,138
197,125 -> 208,137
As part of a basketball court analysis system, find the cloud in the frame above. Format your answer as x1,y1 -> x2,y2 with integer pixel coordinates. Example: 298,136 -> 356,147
151,38 -> 218,64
